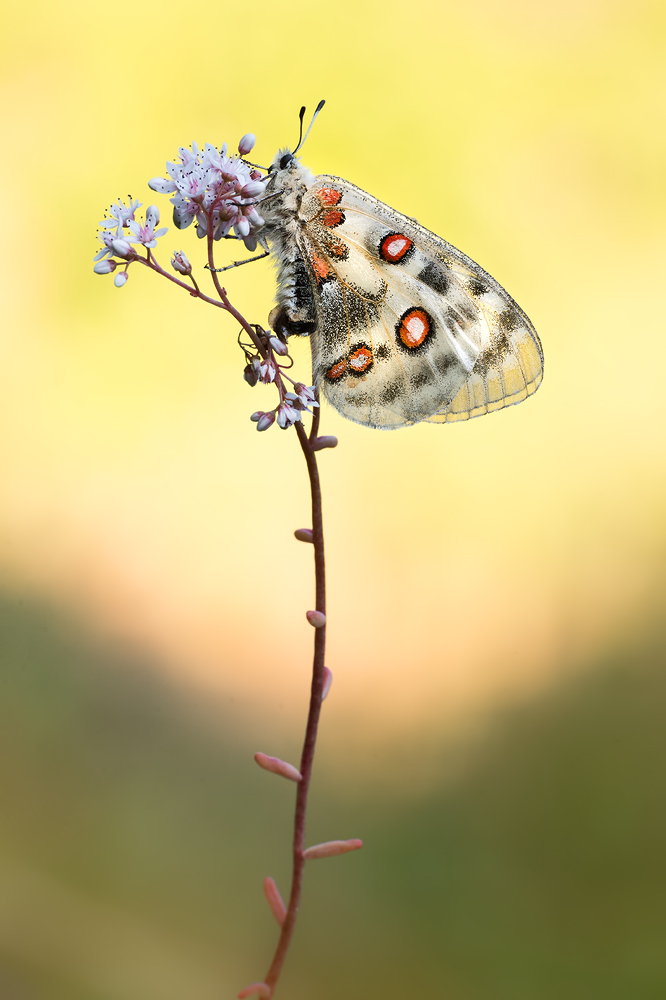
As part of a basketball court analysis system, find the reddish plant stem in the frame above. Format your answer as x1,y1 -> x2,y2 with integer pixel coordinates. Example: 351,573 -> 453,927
263,387 -> 326,995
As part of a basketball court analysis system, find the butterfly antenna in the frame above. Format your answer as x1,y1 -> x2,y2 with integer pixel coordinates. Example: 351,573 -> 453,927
293,99 -> 326,155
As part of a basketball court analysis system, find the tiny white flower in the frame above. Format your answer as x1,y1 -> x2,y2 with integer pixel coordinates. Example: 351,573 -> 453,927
127,206 -> 168,248
276,400 -> 301,429
99,198 -> 141,233
259,359 -> 277,383
171,251 -> 191,274
294,383 -> 319,408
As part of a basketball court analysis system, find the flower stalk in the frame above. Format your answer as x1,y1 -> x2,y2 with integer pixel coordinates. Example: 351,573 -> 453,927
94,129 -> 362,1000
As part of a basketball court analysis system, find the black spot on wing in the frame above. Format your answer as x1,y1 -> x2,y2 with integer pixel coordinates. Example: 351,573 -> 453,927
432,353 -> 456,377
417,262 -> 451,295
375,342 -> 392,361
498,309 -> 520,333
410,366 -> 438,389
379,380 -> 404,405
468,278 -> 489,298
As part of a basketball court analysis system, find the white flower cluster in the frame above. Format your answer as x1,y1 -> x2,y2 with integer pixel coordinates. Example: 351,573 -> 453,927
93,200 -> 168,285
148,134 -> 267,250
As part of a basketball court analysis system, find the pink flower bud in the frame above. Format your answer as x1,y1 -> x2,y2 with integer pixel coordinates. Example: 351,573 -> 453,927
238,133 -> 256,155
236,217 -> 251,238
250,170 -> 263,181
250,411 -> 264,422
111,238 -> 132,258
303,839 -> 363,860
254,752 -> 302,782
313,436 -> 338,451
263,877 -> 287,925
114,272 -> 128,288
240,180 -> 265,199
171,250 -> 191,275
256,411 -> 275,431
294,528 -> 314,543
93,260 -> 116,274
238,983 -> 271,999
269,336 -> 289,356
306,610 -> 326,628
322,667 -> 333,700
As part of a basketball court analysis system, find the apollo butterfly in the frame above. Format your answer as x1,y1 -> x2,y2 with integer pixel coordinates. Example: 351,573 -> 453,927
262,106 -> 543,429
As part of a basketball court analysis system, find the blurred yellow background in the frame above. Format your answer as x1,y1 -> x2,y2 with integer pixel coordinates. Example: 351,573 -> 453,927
0,0 -> 665,997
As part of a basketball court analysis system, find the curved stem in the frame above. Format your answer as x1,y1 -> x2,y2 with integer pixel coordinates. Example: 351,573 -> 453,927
263,415 -> 327,996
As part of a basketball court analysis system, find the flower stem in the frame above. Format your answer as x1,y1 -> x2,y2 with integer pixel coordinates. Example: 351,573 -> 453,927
262,408 -> 327,996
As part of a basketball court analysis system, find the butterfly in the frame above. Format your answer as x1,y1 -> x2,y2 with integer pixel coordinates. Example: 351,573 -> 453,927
261,108 -> 543,430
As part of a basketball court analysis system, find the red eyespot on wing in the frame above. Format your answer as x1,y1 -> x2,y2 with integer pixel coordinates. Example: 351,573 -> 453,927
348,346 -> 372,373
326,358 -> 348,380
321,209 -> 345,228
380,232 -> 413,263
398,308 -> 432,348
317,187 -> 342,207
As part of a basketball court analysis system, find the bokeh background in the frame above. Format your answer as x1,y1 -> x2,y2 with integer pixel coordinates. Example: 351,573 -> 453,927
1,0 -> 665,997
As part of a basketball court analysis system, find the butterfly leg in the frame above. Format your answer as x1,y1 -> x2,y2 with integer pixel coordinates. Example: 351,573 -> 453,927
206,250 -> 270,273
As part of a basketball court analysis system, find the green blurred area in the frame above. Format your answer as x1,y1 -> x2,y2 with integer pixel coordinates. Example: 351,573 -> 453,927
0,594 -> 664,999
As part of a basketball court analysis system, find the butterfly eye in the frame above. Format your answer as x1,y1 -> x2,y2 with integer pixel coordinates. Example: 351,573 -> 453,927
280,152 -> 294,170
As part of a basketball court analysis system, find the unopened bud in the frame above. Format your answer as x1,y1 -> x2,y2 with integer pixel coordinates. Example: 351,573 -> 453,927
254,752 -> 302,782
114,271 -> 128,288
238,133 -> 256,155
263,877 -> 287,926
240,180 -> 265,199
93,259 -> 116,275
294,528 -> 314,543
313,436 -> 338,451
256,411 -> 275,432
303,839 -> 363,860
269,337 -> 289,356
111,238 -> 132,258
236,216 -> 250,237
250,411 -> 264,422
244,364 -> 259,387
306,610 -> 326,628
322,667 -> 333,700
238,983 -> 271,999
145,204 -> 160,227
171,250 -> 191,275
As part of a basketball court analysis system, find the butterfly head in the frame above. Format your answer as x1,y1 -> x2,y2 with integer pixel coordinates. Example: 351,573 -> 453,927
263,149 -> 315,220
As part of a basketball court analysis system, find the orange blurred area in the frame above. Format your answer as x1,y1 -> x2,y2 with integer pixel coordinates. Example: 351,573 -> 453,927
0,0 -> 665,996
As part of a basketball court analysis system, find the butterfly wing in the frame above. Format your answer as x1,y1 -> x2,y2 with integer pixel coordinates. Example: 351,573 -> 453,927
291,174 -> 542,429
